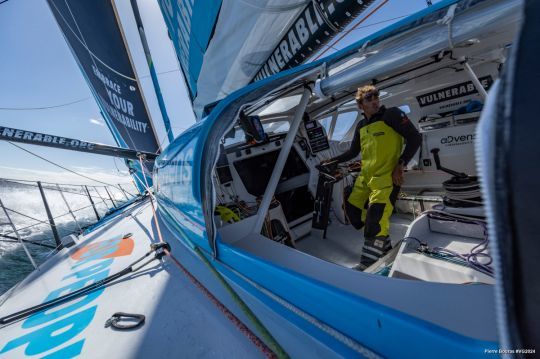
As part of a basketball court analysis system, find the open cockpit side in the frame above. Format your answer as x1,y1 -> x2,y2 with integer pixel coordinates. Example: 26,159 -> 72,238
210,11 -> 517,285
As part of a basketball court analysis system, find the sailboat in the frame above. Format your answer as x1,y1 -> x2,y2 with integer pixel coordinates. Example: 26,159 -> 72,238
1,0 -> 538,357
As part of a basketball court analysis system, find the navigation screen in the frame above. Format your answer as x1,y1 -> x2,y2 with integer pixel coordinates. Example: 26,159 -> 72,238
233,148 -> 308,196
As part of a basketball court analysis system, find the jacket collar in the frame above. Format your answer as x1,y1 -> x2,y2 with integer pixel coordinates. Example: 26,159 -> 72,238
363,105 -> 386,123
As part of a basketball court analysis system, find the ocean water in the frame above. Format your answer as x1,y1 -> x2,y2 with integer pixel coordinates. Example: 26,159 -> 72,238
0,180 -> 128,295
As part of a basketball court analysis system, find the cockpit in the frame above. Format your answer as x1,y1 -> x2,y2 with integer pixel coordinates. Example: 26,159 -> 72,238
211,50 -> 501,284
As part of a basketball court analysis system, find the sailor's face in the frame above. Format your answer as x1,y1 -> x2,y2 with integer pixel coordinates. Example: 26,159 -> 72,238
359,91 -> 380,116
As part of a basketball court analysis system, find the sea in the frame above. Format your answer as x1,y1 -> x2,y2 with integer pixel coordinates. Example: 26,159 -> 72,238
0,179 -> 128,295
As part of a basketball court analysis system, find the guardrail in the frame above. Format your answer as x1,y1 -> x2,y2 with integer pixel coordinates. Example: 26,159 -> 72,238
0,177 -> 140,270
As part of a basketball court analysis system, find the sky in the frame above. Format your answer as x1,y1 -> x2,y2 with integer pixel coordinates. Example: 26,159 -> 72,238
0,0 -> 441,186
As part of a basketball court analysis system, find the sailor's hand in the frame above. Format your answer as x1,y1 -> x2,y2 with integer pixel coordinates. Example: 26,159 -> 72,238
392,163 -> 405,186
318,159 -> 333,169
317,159 -> 335,174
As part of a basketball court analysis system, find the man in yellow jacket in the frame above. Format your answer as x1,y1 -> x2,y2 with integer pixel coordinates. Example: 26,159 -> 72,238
325,85 -> 421,270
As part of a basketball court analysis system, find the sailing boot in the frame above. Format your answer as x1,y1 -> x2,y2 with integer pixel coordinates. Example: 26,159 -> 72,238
357,237 -> 392,270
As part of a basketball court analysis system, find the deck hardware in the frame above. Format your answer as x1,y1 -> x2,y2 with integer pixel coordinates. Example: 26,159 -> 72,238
104,312 -> 145,330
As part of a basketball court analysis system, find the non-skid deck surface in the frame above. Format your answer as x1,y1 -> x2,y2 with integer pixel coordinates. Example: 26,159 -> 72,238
0,200 -> 263,358
295,214 -> 412,268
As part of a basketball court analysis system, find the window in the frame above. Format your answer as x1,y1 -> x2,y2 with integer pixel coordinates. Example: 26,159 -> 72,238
329,111 -> 358,141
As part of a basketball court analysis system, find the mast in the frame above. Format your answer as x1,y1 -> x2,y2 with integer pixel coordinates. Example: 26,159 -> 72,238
128,0 -> 175,143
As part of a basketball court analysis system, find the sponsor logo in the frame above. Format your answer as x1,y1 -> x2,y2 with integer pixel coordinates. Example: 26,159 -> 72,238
0,127 -> 96,150
253,0 -> 376,82
417,76 -> 493,107
1,237 -> 133,357
440,133 -> 476,146
71,238 -> 134,261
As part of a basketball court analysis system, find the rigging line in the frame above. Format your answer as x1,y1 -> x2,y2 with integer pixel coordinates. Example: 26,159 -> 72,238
313,0 -> 389,61
0,176 -> 133,187
49,1 -> 136,81
157,127 -> 175,149
134,157 -> 287,358
0,237 -> 56,250
112,157 -> 130,176
163,249 -> 277,359
312,0 -> 339,32
1,201 -> 106,238
0,178 -> 98,200
0,197 -> 110,238
351,13 -> 413,31
312,13 -> 415,57
0,97 -> 92,111
4,207 -> 50,226
62,0 -> 147,153
139,68 -> 180,79
7,142 -> 120,189
236,0 -> 309,12
0,242 -> 169,326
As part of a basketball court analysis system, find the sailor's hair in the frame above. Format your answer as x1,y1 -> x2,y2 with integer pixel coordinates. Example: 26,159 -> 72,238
355,85 -> 378,104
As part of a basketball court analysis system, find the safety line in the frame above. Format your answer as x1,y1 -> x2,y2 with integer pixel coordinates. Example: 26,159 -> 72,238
8,142 -> 122,189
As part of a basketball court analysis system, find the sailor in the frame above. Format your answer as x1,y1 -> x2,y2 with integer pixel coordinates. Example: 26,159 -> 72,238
323,85 -> 421,270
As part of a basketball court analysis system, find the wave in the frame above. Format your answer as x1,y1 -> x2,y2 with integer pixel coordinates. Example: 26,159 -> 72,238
0,183 -> 122,294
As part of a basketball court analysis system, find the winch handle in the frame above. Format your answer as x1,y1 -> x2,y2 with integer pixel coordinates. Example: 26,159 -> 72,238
431,148 -> 468,178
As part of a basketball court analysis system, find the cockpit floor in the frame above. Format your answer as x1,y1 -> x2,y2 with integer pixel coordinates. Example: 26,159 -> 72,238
295,213 -> 413,268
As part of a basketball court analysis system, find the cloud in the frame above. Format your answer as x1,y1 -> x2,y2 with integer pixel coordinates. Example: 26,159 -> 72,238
89,118 -> 105,127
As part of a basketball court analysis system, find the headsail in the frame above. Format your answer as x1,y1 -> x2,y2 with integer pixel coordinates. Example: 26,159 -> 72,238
47,0 -> 161,187
158,0 -> 377,118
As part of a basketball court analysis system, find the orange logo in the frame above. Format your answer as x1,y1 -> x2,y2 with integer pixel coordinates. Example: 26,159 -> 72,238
71,237 -> 134,261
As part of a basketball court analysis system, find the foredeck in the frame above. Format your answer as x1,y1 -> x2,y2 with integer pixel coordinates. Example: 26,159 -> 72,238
0,199 -> 263,358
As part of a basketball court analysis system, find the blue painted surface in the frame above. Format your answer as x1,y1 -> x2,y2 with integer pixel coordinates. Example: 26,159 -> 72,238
155,120 -> 209,252
0,238 -> 124,357
157,0 -> 222,99
153,1 -> 500,356
156,197 -> 497,358
216,243 -> 497,358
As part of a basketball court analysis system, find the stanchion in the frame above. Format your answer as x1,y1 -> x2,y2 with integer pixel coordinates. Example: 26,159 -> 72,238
37,181 -> 62,250
104,186 -> 117,208
118,184 -> 130,200
85,185 -> 100,221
